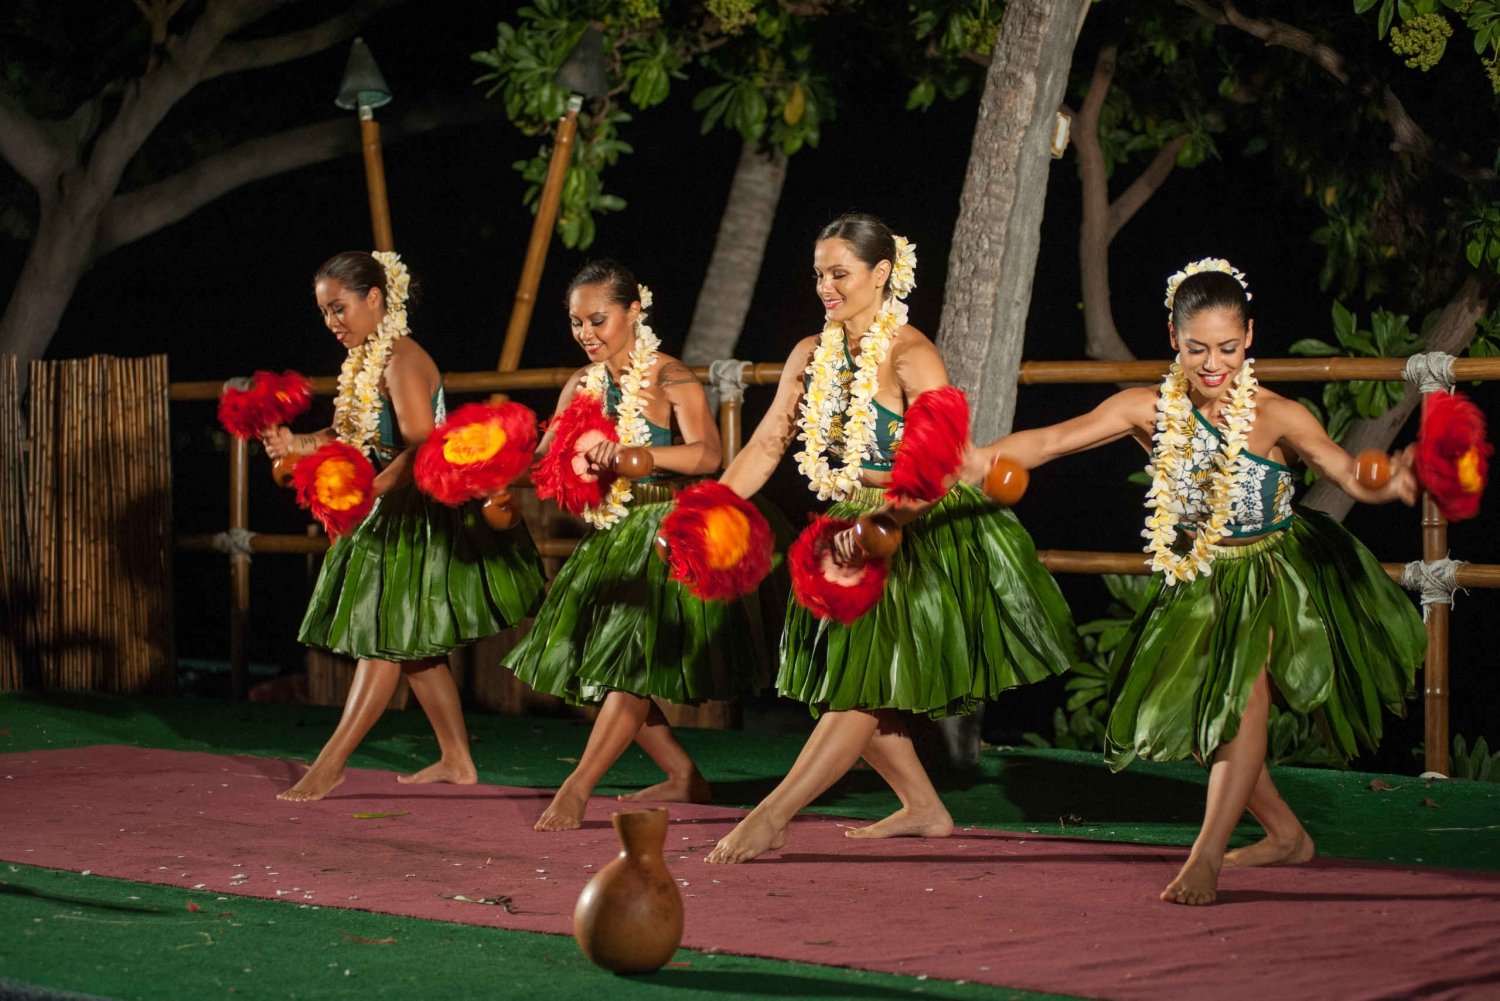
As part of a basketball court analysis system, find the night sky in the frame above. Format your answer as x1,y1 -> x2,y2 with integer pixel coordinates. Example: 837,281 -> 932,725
14,2 -> 1498,765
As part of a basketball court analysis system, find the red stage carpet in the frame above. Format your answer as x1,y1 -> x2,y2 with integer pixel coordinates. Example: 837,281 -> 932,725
5,745 -> 1498,1000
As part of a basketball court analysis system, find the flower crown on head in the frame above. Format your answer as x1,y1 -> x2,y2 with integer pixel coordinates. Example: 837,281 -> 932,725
888,235 -> 917,301
1163,257 -> 1251,313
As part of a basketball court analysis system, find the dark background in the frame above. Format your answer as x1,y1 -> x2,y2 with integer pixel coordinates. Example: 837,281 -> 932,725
17,2 -> 1497,771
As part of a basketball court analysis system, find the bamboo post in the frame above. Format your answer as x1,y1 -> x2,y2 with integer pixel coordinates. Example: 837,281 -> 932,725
718,392 -> 743,468
228,436 -> 250,700
1421,493 -> 1451,775
360,114 -> 394,252
497,96 -> 583,374
0,356 -> 19,687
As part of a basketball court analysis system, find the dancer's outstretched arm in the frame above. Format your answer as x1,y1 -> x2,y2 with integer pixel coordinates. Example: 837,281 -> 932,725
1272,396 -> 1418,506
961,386 -> 1158,484
720,338 -> 818,498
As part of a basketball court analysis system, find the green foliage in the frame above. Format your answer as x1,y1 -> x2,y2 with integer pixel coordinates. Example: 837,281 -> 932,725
1412,733 -> 1500,780
904,0 -> 1003,111
1022,575 -> 1147,752
1290,300 -> 1423,445
1450,733 -> 1500,781
1356,0 -> 1500,88
1462,185 -> 1500,272
472,0 -> 848,247
1265,706 -> 1336,767
1470,309 -> 1500,359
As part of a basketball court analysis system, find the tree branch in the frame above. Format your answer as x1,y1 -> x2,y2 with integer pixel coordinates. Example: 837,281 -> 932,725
1107,134 -> 1188,241
0,91 -> 64,191
95,95 -> 502,254
1073,46 -> 1136,363
204,0 -> 404,82
1175,0 -> 1436,164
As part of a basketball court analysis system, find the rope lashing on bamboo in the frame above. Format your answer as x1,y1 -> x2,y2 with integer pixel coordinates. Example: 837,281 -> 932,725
212,528 -> 257,561
705,357 -> 748,412
1402,352 -> 1456,394
1402,557 -> 1466,620
709,359 -> 747,403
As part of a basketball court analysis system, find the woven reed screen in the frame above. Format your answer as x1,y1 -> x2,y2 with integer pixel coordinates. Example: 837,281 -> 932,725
24,355 -> 175,693
0,356 -> 29,688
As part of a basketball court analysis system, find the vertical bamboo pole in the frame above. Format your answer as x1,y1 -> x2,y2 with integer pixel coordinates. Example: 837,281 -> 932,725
152,355 -> 176,691
229,435 -> 250,700
1422,490 -> 1451,775
497,97 -> 583,375
0,355 -> 20,688
718,394 -> 742,468
114,356 -> 135,689
359,114 -> 395,252
27,363 -> 48,686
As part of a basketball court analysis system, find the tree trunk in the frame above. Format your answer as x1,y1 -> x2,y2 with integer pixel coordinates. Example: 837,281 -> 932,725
0,194 -> 103,374
936,0 -> 1092,444
681,141 -> 788,365
929,0 -> 1090,769
1302,274 -> 1493,520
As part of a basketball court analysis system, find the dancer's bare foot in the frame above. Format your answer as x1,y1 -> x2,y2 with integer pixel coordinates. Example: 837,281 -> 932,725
843,804 -> 954,841
277,763 -> 344,802
704,814 -> 787,864
534,787 -> 588,832
1161,853 -> 1221,906
396,759 -> 478,786
1224,829 -> 1315,869
617,772 -> 711,804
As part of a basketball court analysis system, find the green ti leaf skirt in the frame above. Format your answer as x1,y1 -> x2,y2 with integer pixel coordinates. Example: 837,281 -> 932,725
503,483 -> 790,705
1104,509 -> 1425,771
779,483 -> 1080,719
298,482 -> 544,662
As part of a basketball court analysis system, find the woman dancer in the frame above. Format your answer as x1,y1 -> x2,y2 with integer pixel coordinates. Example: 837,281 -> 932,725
263,251 -> 543,801
964,259 -> 1424,904
705,212 -> 1078,864
506,260 -> 782,832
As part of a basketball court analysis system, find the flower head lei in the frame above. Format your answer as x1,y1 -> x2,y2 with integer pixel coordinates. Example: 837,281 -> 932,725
577,283 -> 659,529
333,250 -> 411,452
795,236 -> 917,501
1143,259 -> 1258,584
1163,257 -> 1252,313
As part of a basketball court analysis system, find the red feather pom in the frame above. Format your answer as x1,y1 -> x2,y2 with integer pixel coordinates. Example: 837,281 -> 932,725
415,402 -> 539,505
886,386 -> 970,504
1416,390 -> 1491,522
788,515 -> 889,624
217,370 -> 313,439
533,393 -> 619,516
658,482 -> 774,601
293,441 -> 376,538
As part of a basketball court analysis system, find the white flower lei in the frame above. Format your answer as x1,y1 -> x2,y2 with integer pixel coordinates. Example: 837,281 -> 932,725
333,250 -> 411,451
1142,358 -> 1258,584
795,236 -> 917,501
577,284 -> 659,529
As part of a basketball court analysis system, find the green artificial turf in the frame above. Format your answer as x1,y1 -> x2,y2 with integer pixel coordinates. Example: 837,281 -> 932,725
3,692 -> 1497,871
0,864 -> 1080,1001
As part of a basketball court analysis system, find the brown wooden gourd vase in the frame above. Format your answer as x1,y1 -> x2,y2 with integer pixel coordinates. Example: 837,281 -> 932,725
572,807 -> 684,975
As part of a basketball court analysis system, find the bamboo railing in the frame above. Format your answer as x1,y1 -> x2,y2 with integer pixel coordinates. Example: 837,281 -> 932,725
172,355 -> 1499,770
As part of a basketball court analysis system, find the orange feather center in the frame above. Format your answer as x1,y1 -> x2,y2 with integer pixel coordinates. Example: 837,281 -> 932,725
701,506 -> 751,570
1458,447 -> 1482,493
314,458 -> 365,511
443,422 -> 507,465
